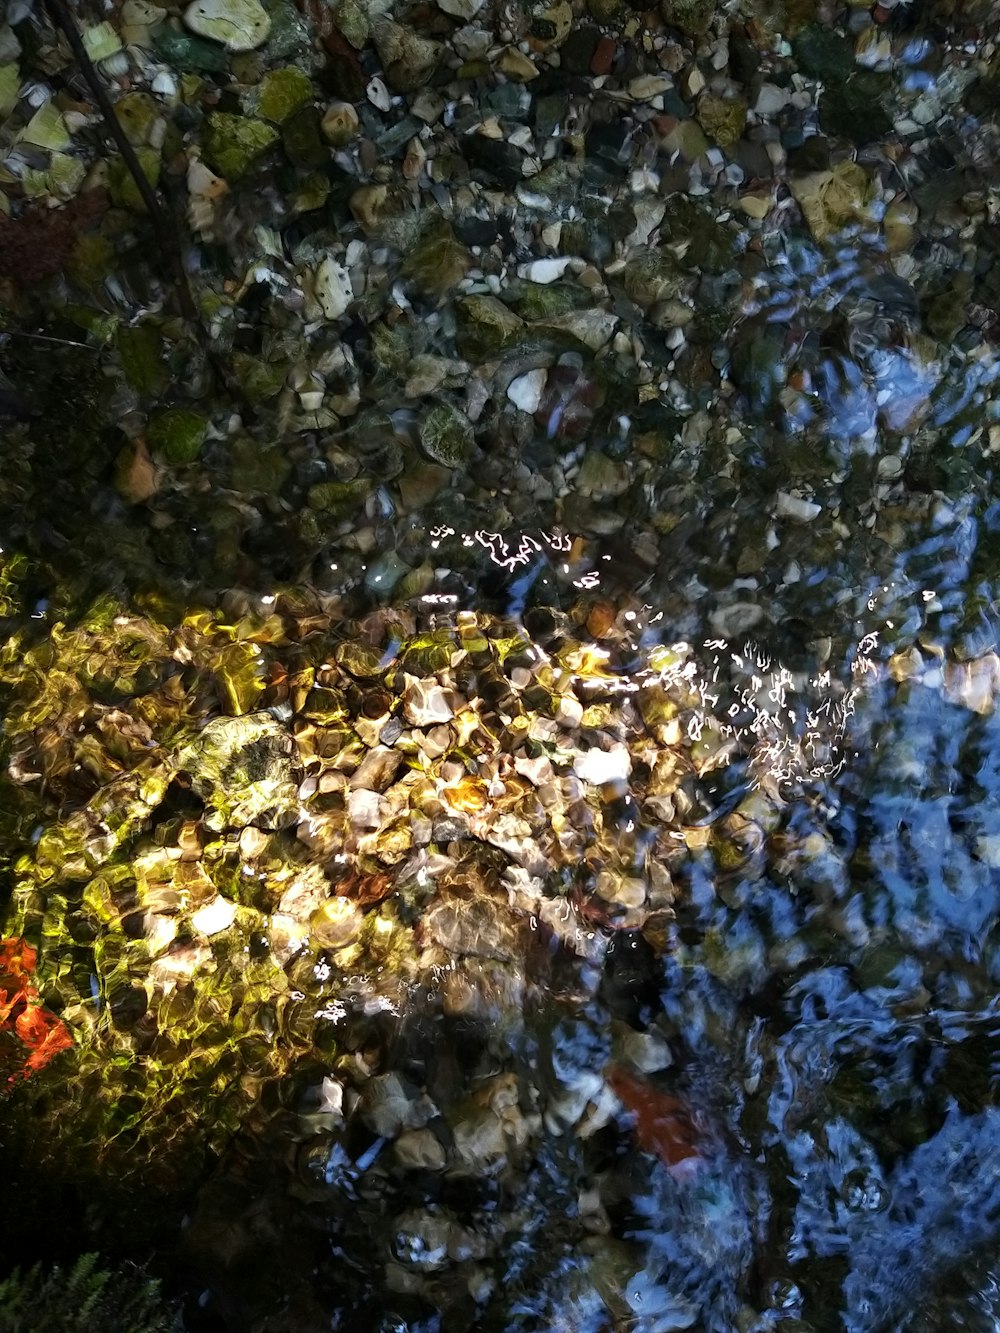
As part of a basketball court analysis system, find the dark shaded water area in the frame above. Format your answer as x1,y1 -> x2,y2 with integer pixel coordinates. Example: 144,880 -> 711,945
5,0 -> 1000,1328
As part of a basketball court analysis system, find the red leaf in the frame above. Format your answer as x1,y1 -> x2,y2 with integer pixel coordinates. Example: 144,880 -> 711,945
0,937 -> 36,983
14,1005 -> 72,1075
0,987 -> 25,1027
606,1064 -> 702,1177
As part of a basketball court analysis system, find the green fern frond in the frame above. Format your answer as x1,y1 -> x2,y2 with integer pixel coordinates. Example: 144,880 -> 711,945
0,1253 -> 182,1333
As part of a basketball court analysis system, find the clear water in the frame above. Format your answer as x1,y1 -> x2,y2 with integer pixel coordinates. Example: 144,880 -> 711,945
4,1 -> 1000,1330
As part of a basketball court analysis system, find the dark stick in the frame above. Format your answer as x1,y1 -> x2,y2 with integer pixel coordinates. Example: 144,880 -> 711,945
43,0 -> 259,420
43,0 -> 198,322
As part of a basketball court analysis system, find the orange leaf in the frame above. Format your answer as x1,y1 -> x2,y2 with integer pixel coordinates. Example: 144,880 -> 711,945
14,1005 -> 72,1075
606,1064 -> 702,1177
0,937 -> 36,982
0,987 -> 25,1027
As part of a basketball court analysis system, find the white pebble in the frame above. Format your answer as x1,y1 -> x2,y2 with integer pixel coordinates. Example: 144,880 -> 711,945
366,76 -> 392,112
190,896 -> 237,936
507,369 -> 547,414
776,491 -> 821,521
314,255 -> 353,320
520,257 -> 570,284
574,745 -> 631,786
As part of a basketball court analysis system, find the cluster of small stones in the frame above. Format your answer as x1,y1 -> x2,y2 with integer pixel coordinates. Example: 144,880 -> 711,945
6,594 -> 998,1045
5,600 -> 1000,1322
3,602 -> 773,1322
2,0 -> 1000,644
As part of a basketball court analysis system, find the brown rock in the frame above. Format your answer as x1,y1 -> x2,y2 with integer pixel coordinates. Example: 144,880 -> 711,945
591,35 -> 616,75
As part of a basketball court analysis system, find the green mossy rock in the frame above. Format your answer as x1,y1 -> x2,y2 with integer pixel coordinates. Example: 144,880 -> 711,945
621,250 -> 687,309
402,221 -> 472,298
455,295 -> 525,360
109,146 -> 161,212
68,233 -> 115,289
307,478 -> 374,515
203,110 -> 280,180
818,73 -> 893,145
281,105 -> 327,169
332,0 -> 369,48
228,436 -> 292,492
117,323 -> 168,396
229,350 -> 288,403
147,408 -> 206,465
248,66 -> 312,123
176,713 -> 296,823
696,95 -> 747,150
660,0 -> 716,37
153,27 -> 229,71
506,280 -> 591,320
792,24 -> 855,81
419,402 -> 476,468
114,92 -> 161,146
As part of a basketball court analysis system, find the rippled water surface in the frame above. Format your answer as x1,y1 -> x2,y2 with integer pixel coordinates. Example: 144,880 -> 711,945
4,0 -> 1000,1328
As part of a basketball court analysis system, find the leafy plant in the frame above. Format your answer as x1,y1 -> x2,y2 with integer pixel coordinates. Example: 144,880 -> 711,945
0,1252 -> 182,1333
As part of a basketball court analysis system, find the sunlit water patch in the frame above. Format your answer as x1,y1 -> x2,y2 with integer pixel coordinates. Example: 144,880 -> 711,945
1,568 -> 1000,1329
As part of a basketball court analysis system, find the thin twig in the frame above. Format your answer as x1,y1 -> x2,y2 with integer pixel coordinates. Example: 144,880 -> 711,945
43,0 -> 258,421
2,330 -> 95,350
43,0 -> 198,322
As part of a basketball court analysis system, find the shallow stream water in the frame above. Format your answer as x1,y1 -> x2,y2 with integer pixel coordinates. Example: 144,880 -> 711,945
3,0 -> 1000,1329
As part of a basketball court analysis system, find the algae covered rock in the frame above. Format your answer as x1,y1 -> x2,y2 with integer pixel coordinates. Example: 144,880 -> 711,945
696,95 -> 747,150
147,408 -> 206,465
419,401 -> 476,468
109,146 -> 161,212
117,323 -> 168,396
203,110 -> 279,180
660,0 -> 716,37
455,294 -> 525,360
176,713 -> 298,828
372,18 -> 442,92
281,104 -> 327,169
790,161 -> 873,242
402,220 -> 472,298
153,25 -> 230,70
246,66 -> 312,123
621,250 -> 687,309
228,349 -> 288,403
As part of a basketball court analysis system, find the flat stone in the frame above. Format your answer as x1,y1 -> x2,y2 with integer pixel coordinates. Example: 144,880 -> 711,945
184,0 -> 270,51
574,745 -> 631,785
436,0 -> 484,14
394,1127 -> 447,1170
190,895 -> 237,935
403,679 -> 455,726
349,745 -> 404,791
499,48 -> 539,81
776,491 -> 821,521
348,787 -> 384,828
536,309 -> 618,351
520,256 -> 570,284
